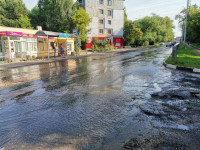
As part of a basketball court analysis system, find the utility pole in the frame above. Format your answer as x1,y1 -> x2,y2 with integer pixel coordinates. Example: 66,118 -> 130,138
184,0 -> 190,45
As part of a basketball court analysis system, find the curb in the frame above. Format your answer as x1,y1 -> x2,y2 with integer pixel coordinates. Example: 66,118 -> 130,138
163,62 -> 200,74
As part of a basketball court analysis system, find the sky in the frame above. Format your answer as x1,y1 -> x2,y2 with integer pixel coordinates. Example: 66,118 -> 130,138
23,0 -> 200,37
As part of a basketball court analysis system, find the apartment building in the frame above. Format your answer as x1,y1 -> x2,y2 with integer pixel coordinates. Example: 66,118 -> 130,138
78,0 -> 125,48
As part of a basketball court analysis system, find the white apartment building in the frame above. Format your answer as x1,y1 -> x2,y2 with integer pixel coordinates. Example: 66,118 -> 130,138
78,0 -> 125,48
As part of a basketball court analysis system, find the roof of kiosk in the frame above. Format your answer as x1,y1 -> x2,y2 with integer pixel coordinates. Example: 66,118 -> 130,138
35,31 -> 61,37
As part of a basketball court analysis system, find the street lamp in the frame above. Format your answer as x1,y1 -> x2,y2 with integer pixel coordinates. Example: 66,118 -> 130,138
184,0 -> 190,45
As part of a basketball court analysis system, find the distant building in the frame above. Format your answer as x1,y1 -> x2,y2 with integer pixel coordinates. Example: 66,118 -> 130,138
78,0 -> 125,49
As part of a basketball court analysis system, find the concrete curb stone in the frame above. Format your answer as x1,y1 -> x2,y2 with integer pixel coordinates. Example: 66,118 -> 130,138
163,62 -> 200,74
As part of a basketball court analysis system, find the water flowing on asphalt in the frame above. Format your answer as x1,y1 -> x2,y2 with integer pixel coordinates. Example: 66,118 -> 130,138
0,46 -> 200,150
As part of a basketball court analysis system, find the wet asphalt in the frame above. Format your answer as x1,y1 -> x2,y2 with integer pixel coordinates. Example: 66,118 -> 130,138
0,46 -> 200,150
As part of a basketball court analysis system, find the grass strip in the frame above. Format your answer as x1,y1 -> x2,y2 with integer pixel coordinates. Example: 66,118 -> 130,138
166,43 -> 200,69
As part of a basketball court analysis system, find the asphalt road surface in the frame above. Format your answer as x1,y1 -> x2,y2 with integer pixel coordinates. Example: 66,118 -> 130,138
0,47 -> 200,150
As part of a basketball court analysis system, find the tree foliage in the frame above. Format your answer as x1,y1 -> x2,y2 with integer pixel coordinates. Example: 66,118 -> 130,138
123,12 -> 174,47
124,20 -> 143,46
35,0 -> 73,32
134,15 -> 174,46
176,5 -> 200,43
0,0 -> 32,28
71,7 -> 91,42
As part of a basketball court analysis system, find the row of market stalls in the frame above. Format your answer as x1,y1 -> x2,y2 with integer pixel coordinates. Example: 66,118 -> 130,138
0,26 -> 75,62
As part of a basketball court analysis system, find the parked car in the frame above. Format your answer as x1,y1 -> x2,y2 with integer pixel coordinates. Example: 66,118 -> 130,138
166,42 -> 172,47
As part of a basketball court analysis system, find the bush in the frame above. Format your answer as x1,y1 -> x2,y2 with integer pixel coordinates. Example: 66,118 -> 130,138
91,39 -> 114,51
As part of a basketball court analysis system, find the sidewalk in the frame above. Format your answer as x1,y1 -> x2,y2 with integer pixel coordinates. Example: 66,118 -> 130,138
164,43 -> 200,74
0,48 -> 139,70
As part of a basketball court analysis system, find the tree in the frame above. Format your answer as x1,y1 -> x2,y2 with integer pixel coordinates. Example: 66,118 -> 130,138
0,0 -> 32,28
36,0 -> 74,32
176,5 -> 200,43
29,6 -> 40,28
17,14 -> 32,29
134,14 -> 174,46
71,7 -> 91,42
124,20 -> 143,46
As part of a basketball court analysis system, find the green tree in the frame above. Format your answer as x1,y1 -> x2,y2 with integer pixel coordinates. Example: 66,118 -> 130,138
71,7 -> 91,42
0,0 -> 31,28
29,6 -> 40,28
36,0 -> 73,32
17,14 -> 32,29
124,20 -> 143,46
176,5 -> 200,43
134,14 -> 174,46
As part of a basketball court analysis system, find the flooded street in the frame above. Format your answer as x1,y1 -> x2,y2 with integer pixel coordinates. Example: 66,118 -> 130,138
0,47 -> 200,150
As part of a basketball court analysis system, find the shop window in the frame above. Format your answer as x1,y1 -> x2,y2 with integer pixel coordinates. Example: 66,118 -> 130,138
99,29 -> 104,34
108,20 -> 111,25
107,0 -> 112,6
99,9 -> 104,14
28,42 -> 33,52
99,19 -> 104,24
99,0 -> 103,4
107,10 -> 112,16
10,37 -> 18,40
2,37 -> 8,40
34,43 -> 37,51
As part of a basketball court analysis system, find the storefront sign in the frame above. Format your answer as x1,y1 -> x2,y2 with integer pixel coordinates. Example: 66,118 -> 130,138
0,31 -> 23,36
59,33 -> 69,38
49,37 -> 54,39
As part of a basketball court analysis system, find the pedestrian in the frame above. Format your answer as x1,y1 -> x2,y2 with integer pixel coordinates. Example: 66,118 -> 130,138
60,43 -> 64,57
53,42 -> 56,58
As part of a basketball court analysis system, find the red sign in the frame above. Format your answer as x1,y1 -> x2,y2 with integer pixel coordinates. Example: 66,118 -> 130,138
0,31 -> 36,38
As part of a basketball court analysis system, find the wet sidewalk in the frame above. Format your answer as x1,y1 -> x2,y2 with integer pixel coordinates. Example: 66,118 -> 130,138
0,48 -> 140,70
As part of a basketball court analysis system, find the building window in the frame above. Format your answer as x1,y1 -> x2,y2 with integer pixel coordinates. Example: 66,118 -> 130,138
99,19 -> 104,24
108,20 -> 111,25
99,9 -> 104,14
107,29 -> 112,34
99,29 -> 104,34
107,10 -> 112,16
99,0 -> 104,4
107,0 -> 112,6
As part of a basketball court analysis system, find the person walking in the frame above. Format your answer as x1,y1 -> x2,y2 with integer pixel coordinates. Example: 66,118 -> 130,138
60,43 -> 64,57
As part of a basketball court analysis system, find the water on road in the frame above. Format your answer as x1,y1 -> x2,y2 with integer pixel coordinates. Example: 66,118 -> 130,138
0,47 -> 200,150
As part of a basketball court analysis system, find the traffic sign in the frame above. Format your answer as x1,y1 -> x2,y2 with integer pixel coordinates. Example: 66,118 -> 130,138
73,29 -> 78,36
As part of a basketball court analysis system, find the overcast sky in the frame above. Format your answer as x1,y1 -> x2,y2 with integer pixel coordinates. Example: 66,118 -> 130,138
23,0 -> 200,37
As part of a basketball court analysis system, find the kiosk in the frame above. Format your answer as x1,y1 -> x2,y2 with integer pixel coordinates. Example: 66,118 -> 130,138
0,31 -> 38,62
